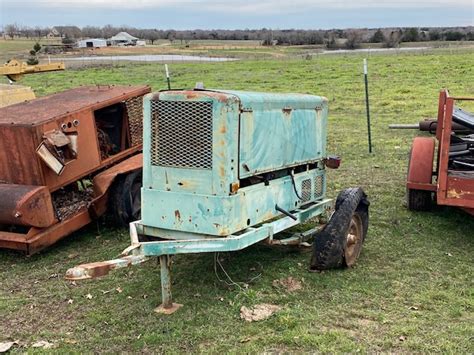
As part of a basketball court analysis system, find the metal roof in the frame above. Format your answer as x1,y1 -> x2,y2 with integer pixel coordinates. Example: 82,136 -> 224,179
110,32 -> 138,41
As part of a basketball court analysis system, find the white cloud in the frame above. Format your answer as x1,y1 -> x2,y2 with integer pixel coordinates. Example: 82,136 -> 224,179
6,0 -> 474,13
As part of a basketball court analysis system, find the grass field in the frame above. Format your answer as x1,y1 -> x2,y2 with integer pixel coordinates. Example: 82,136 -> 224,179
1,48 -> 474,352
2,38 -> 474,63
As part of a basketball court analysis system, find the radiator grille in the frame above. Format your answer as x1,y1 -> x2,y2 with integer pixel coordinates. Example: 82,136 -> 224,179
150,100 -> 213,169
314,175 -> 324,198
125,96 -> 144,146
301,179 -> 312,202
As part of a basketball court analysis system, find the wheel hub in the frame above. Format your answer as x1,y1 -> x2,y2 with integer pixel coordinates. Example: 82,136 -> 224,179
344,214 -> 363,266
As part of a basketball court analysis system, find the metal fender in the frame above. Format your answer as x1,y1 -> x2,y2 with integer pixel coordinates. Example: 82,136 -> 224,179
88,153 -> 143,217
407,137 -> 435,185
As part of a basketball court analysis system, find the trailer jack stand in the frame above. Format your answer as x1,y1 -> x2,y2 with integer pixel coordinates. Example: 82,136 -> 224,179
155,255 -> 182,315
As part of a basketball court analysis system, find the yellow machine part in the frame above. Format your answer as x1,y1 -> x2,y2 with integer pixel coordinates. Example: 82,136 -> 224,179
0,84 -> 36,108
0,59 -> 65,107
0,59 -> 65,82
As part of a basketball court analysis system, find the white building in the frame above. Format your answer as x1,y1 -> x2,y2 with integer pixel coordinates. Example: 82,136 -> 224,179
76,38 -> 107,48
109,32 -> 138,46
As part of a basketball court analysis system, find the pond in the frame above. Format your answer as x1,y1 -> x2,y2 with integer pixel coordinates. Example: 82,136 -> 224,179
56,54 -> 237,63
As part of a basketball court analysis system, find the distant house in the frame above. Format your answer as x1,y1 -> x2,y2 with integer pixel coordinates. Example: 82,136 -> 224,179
48,26 -> 82,39
109,32 -> 138,46
76,38 -> 107,48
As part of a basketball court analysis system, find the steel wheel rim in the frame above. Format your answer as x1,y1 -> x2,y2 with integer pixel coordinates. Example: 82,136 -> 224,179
344,214 -> 363,266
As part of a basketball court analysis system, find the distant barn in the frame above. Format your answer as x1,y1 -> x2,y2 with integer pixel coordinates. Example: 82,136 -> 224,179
109,32 -> 138,46
76,38 -> 108,48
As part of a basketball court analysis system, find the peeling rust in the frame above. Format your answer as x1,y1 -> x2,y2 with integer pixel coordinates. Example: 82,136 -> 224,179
219,165 -> 225,177
282,107 -> 292,118
447,189 -> 463,198
0,184 -> 56,227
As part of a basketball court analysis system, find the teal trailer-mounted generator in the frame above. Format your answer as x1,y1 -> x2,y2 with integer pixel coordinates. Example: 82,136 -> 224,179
67,88 -> 369,314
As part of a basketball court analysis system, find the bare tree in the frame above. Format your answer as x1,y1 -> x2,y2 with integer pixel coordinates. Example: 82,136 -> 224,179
384,30 -> 401,48
82,26 -> 102,38
370,29 -> 385,43
102,24 -> 116,39
345,30 -> 362,49
143,29 -> 160,45
34,26 -> 45,39
5,23 -> 19,39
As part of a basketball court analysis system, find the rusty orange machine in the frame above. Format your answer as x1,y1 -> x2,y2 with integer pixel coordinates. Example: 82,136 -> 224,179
0,85 -> 151,254
407,89 -> 474,215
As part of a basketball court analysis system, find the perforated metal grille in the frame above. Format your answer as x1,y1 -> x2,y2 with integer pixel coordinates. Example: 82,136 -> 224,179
125,96 -> 144,146
314,175 -> 324,198
301,179 -> 312,202
150,100 -> 213,169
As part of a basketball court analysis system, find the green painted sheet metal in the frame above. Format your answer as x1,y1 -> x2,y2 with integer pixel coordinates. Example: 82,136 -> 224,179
139,198 -> 331,256
142,89 -> 329,237
207,89 -> 328,178
238,106 -> 327,178
142,169 -> 325,236
144,90 -> 240,196
209,89 -> 325,111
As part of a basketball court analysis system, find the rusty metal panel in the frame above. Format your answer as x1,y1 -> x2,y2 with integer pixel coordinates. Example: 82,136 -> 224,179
89,153 -> 142,217
0,126 -> 44,185
0,184 -> 56,227
441,175 -> 474,207
0,85 -> 150,127
41,111 -> 102,190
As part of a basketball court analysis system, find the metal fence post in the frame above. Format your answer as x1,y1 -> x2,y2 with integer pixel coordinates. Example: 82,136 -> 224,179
364,58 -> 373,153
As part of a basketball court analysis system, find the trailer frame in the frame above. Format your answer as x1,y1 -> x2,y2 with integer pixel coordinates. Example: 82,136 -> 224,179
407,89 -> 474,215
66,198 -> 332,313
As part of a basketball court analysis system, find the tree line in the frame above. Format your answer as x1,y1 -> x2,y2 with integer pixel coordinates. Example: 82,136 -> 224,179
2,24 -> 474,49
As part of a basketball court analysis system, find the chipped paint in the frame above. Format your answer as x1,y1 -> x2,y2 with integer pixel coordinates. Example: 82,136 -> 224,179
447,189 -> 463,198
142,89 -> 328,237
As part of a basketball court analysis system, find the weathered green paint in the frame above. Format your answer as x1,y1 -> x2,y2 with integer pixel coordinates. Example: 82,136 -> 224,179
138,198 -> 331,256
142,89 -> 328,237
142,169 -> 325,235
159,255 -> 172,307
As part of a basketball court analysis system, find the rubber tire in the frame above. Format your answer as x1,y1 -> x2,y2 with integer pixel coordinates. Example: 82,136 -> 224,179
109,170 -> 142,227
310,187 -> 369,271
335,188 -> 369,242
407,189 -> 432,211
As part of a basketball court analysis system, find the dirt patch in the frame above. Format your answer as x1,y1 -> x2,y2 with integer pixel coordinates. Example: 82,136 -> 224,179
272,277 -> 303,292
240,304 -> 282,322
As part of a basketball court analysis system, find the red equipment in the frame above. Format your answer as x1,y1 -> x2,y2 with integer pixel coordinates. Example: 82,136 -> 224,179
407,89 -> 474,216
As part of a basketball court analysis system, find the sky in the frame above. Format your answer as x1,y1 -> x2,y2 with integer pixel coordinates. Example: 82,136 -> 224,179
1,0 -> 473,29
